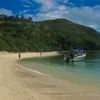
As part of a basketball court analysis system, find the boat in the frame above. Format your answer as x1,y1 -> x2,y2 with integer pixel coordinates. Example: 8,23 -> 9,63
73,52 -> 86,62
64,48 -> 86,62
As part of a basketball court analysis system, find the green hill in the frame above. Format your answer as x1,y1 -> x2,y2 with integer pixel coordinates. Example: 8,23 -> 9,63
0,17 -> 100,52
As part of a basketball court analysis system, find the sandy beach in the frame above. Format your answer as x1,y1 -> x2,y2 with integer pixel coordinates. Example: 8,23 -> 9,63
0,52 -> 100,100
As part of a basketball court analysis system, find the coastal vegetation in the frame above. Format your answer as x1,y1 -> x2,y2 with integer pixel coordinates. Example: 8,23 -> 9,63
0,14 -> 100,52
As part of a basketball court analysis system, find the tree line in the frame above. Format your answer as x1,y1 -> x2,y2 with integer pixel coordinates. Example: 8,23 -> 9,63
0,14 -> 32,22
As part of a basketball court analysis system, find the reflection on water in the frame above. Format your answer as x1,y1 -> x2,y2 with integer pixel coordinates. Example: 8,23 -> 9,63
20,51 -> 100,87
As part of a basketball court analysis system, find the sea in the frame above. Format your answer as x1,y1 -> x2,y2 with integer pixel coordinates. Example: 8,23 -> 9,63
19,51 -> 100,88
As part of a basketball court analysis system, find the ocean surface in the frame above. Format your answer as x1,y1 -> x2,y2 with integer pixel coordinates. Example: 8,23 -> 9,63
19,51 -> 100,87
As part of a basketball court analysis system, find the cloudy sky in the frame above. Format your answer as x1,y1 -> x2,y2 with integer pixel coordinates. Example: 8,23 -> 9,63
0,0 -> 100,31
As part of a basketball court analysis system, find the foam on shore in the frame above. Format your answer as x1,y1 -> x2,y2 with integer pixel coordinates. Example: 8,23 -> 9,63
16,63 -> 50,76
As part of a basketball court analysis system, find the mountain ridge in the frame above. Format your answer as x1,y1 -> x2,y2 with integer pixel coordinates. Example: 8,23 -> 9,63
0,16 -> 100,52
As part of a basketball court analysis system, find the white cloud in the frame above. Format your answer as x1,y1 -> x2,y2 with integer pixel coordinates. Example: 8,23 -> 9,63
22,0 -> 100,31
23,4 -> 30,8
0,8 -> 13,16
32,0 -> 68,20
36,5 -> 68,20
37,10 -> 68,19
23,0 -> 68,20
66,5 -> 100,31
20,9 -> 30,14
89,24 -> 98,29
34,0 -> 56,11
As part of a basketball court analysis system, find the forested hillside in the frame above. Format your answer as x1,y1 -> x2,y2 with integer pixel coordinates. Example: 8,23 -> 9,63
0,15 -> 100,52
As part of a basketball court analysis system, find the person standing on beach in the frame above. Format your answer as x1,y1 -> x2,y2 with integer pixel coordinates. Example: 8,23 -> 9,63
40,52 -> 42,56
18,53 -> 21,59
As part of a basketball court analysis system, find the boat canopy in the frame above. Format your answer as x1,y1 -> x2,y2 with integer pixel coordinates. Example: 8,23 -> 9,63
74,48 -> 84,52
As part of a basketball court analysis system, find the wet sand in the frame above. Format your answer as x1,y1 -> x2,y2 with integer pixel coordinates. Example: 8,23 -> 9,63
0,52 -> 100,100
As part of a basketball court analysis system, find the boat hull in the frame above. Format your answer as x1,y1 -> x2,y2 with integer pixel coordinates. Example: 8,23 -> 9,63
73,54 -> 86,62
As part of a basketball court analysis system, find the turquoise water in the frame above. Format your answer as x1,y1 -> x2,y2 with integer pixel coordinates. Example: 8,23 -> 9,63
19,51 -> 100,87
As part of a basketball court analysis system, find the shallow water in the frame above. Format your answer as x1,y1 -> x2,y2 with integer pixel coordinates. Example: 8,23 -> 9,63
19,51 -> 100,87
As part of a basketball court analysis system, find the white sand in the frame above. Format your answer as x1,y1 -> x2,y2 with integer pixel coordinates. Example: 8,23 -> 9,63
0,52 -> 100,100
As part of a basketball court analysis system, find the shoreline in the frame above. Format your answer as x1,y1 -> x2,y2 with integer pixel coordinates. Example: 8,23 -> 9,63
18,54 -> 100,89
0,52 -> 100,100
16,63 -> 50,76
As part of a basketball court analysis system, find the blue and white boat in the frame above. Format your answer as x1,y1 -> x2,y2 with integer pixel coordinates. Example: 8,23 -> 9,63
64,48 -> 86,62
73,48 -> 86,61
